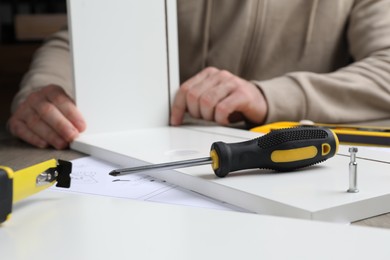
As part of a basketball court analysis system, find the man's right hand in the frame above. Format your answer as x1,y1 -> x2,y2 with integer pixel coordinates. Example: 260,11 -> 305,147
8,85 -> 86,149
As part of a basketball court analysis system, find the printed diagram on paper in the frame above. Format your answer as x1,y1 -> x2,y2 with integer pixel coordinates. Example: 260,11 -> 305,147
51,156 -> 246,212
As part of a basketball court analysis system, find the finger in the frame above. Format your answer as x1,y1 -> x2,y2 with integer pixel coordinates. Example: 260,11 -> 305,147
24,89 -> 78,142
170,110 -> 184,126
20,104 -> 68,149
186,69 -> 222,119
34,98 -> 79,142
170,81 -> 194,125
198,86 -> 231,121
211,77 -> 248,125
214,92 -> 243,125
8,118 -> 48,148
184,67 -> 220,89
213,77 -> 267,125
45,86 -> 86,132
197,71 -> 239,121
170,67 -> 219,125
29,121 -> 68,149
220,82 -> 268,124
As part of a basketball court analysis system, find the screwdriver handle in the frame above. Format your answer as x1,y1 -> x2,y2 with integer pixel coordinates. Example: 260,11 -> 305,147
210,127 -> 339,177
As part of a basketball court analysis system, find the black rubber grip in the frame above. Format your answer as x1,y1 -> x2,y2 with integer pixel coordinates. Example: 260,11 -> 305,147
211,127 -> 338,177
0,168 -> 13,223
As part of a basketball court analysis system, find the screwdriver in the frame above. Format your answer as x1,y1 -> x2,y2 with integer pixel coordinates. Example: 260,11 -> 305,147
109,127 -> 339,178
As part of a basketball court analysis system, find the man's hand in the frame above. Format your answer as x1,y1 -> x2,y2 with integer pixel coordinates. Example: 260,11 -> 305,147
170,67 -> 268,126
8,85 -> 86,149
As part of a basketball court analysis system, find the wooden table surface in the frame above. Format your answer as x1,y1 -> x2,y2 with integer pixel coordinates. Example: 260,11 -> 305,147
1,125 -> 390,229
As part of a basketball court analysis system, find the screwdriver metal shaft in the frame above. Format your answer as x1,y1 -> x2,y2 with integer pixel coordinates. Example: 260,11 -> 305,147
109,157 -> 212,176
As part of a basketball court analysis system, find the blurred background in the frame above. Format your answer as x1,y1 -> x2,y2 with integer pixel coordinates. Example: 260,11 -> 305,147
0,0 -> 67,125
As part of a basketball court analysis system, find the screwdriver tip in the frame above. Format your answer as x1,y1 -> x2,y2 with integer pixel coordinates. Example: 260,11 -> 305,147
109,170 -> 120,176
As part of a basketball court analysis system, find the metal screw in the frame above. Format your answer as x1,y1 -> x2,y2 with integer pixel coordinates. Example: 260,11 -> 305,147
347,147 -> 359,193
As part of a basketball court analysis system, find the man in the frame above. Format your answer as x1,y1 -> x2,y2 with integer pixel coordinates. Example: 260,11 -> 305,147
8,0 -> 390,149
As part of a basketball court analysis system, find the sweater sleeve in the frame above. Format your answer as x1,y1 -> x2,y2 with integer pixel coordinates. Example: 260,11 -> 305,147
256,0 -> 390,124
11,30 -> 73,113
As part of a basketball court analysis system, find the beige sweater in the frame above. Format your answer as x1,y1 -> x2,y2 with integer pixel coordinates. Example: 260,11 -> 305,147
12,0 -> 390,124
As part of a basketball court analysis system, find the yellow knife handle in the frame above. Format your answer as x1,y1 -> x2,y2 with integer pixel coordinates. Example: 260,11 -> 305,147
12,159 -> 57,203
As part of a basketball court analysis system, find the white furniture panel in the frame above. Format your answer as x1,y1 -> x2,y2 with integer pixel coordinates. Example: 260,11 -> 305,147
67,0 -> 179,134
72,126 -> 390,223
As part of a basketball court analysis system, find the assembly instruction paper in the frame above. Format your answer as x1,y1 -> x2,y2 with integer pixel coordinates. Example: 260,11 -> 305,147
51,156 -> 246,212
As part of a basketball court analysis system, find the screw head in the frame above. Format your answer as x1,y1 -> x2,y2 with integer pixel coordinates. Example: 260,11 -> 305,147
349,147 -> 358,153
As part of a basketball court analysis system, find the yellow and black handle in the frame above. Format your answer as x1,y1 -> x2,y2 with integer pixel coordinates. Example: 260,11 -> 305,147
251,121 -> 390,146
210,127 -> 339,177
0,159 -> 71,223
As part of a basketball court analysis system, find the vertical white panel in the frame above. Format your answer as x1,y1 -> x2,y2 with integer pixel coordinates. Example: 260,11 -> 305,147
165,0 -> 180,108
67,0 -> 178,134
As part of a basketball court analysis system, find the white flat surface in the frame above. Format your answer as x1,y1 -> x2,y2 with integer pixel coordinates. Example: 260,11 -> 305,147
1,191 -> 390,260
68,0 -> 179,134
72,126 -> 390,223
